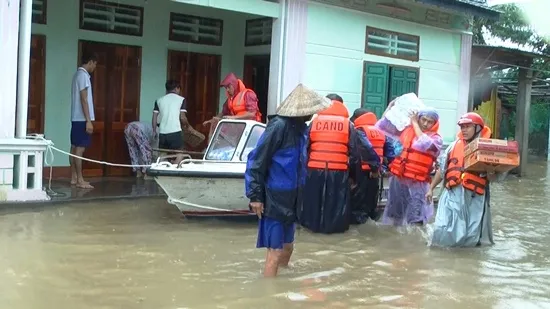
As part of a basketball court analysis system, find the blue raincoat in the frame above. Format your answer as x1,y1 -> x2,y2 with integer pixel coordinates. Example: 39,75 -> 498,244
245,115 -> 307,224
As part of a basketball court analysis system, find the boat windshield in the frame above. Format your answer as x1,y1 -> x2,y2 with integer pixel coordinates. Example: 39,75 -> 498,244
240,125 -> 265,161
205,122 -> 246,161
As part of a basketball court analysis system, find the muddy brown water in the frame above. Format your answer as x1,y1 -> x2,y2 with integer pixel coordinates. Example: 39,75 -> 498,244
1,162 -> 550,309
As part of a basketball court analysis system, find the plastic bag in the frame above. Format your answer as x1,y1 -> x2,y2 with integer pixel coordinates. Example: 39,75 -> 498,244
375,93 -> 425,139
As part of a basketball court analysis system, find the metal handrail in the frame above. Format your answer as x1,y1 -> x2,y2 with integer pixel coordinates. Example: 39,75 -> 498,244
177,159 -> 245,169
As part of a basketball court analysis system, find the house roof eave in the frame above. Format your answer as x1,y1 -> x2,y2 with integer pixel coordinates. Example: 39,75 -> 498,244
413,0 -> 501,20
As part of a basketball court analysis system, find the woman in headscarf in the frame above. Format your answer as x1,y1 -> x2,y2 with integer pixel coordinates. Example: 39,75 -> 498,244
124,121 -> 157,177
428,112 -> 502,247
381,102 -> 443,226
245,84 -> 331,277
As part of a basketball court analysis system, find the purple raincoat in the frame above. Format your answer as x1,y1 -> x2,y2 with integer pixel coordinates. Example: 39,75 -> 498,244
381,109 -> 443,226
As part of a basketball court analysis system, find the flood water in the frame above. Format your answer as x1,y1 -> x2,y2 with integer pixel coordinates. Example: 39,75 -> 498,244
1,162 -> 550,309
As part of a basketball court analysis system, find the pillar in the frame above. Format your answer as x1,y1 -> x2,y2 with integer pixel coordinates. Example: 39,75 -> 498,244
514,67 -> 533,176
0,0 -> 20,139
16,0 -> 33,138
0,0 -> 20,198
268,0 -> 308,115
458,33 -> 473,120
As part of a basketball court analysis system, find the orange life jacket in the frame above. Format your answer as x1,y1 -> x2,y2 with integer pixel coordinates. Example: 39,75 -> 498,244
324,101 -> 350,118
308,114 -> 350,171
389,122 -> 441,182
354,112 -> 384,171
227,79 -> 262,122
445,126 -> 492,195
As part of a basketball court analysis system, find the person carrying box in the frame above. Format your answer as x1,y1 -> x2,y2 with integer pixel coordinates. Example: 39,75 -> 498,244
427,112 -> 506,247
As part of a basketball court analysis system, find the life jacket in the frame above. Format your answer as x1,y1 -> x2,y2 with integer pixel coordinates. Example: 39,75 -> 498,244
227,79 -> 262,122
445,126 -> 492,195
389,122 -> 441,182
324,100 -> 350,118
308,113 -> 350,171
353,112 -> 384,171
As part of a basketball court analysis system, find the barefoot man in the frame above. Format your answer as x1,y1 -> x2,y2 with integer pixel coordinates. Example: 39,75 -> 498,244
70,53 -> 97,189
245,84 -> 331,277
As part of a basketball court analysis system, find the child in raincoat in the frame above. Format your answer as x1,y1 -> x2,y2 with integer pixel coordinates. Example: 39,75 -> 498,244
380,103 -> 443,226
428,112 -> 504,247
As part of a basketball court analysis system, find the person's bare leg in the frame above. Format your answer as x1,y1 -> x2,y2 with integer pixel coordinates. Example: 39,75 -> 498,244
74,147 -> 93,189
263,249 -> 282,278
279,243 -> 294,267
70,145 -> 78,185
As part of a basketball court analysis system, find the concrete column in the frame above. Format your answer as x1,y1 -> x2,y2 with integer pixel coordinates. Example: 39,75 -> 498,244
267,0 -> 308,115
15,0 -> 33,138
458,33 -> 472,120
514,67 -> 533,176
0,0 -> 20,139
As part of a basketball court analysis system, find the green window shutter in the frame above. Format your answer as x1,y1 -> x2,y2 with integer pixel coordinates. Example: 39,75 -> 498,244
362,62 -> 389,118
389,67 -> 418,101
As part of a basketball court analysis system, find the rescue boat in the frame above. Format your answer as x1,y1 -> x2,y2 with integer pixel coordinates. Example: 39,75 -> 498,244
147,119 -> 440,217
147,119 -> 265,216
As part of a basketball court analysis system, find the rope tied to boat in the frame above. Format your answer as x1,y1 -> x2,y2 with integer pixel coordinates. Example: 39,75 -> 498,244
25,134 -> 153,197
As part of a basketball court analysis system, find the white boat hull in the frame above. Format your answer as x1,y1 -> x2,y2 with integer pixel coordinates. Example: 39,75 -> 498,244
154,175 -> 253,217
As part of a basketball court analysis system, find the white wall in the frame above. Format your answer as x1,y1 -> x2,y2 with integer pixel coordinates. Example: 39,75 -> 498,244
303,2 -> 463,142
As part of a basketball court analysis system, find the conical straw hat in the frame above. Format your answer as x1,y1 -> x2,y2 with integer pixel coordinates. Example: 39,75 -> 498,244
276,84 -> 331,117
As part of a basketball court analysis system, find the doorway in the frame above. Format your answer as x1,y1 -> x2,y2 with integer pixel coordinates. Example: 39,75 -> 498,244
243,55 -> 270,123
78,40 -> 142,177
362,61 -> 419,118
167,50 -> 221,151
28,34 -> 46,134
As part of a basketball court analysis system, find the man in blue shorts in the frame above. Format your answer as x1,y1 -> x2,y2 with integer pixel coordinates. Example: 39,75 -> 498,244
245,84 -> 331,277
70,52 -> 97,189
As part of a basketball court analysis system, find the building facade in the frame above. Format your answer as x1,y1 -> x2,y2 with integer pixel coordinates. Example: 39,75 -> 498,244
0,0 -> 497,202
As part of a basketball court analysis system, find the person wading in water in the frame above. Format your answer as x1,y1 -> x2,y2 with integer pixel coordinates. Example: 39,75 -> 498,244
428,112 -> 501,247
245,84 -> 331,277
299,95 -> 379,234
350,108 -> 397,223
381,104 -> 443,227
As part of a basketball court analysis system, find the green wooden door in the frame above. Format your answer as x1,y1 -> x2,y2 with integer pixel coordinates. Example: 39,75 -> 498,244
362,62 -> 389,118
388,67 -> 418,101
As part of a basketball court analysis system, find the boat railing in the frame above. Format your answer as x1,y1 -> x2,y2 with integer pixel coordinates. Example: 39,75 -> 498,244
176,158 -> 246,169
153,154 -> 193,167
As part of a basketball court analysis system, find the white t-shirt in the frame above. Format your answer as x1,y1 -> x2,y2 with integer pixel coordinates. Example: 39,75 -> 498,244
153,93 -> 187,134
71,67 -> 95,122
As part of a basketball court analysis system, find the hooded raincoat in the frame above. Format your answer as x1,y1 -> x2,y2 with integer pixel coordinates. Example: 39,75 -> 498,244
381,108 -> 443,226
220,73 -> 262,122
430,127 -> 504,247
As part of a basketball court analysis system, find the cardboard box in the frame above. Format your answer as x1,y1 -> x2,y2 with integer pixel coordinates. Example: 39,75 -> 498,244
464,138 -> 519,157
464,150 -> 520,173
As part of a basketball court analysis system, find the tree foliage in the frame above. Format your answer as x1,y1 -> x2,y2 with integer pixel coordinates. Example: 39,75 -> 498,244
473,4 -> 550,155
472,4 -> 549,55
